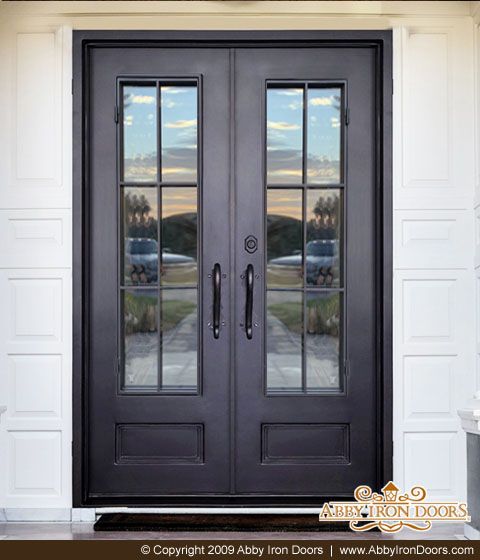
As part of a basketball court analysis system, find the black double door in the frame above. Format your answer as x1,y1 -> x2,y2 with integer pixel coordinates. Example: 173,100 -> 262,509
85,39 -> 386,503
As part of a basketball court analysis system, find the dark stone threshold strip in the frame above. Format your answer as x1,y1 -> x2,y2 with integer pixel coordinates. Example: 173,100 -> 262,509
94,513 -> 355,532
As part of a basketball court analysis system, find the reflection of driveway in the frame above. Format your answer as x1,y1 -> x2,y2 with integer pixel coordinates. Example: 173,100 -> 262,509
125,310 -> 197,390
163,309 -> 197,389
267,311 -> 339,391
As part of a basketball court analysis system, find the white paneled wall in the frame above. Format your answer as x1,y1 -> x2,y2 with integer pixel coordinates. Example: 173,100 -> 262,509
0,2 -> 476,515
0,23 -> 72,513
393,21 -> 475,502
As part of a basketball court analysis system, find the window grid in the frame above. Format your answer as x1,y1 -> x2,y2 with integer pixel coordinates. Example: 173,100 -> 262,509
118,79 -> 200,394
266,81 -> 345,395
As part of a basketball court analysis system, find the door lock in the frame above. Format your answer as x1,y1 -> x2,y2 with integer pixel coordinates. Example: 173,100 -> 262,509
244,235 -> 258,254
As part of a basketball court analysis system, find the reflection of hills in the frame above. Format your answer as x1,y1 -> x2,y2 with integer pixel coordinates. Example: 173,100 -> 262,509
267,214 -> 301,260
163,213 -> 197,258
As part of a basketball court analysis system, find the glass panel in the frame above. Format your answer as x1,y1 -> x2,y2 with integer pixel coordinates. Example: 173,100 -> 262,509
161,86 -> 197,183
306,292 -> 341,391
307,87 -> 341,184
266,291 -> 303,393
267,189 -> 303,288
161,289 -> 198,391
306,189 -> 342,287
123,85 -> 157,182
267,87 -> 303,185
161,187 -> 197,286
123,289 -> 158,389
122,187 -> 158,286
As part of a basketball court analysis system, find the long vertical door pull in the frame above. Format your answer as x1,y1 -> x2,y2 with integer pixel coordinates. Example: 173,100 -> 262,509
212,263 -> 221,339
245,264 -> 254,340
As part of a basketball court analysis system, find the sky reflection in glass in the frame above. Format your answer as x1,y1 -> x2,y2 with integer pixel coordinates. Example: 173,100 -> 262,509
161,86 -> 198,183
307,88 -> 341,184
123,85 -> 157,182
267,88 -> 303,185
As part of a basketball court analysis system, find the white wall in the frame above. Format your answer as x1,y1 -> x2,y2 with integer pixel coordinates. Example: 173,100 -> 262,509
0,1 -> 475,517
393,20 -> 475,502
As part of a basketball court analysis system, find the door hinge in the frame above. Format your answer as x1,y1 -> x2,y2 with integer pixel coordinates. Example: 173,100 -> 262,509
344,359 -> 350,377
114,105 -> 119,123
71,441 -> 74,457
71,78 -> 74,95
345,107 -> 350,126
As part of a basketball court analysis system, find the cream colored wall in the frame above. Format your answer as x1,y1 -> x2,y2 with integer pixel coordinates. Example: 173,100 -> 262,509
0,1 -> 476,518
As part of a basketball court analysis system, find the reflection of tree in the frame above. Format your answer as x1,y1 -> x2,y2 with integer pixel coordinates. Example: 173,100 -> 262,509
307,193 -> 339,241
162,213 -> 197,258
267,215 -> 302,260
124,192 -> 158,240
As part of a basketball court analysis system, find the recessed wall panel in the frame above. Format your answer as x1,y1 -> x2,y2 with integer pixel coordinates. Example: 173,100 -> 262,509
8,431 -> 61,496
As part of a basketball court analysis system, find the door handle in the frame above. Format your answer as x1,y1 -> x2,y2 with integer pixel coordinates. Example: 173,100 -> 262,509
245,264 -> 254,340
212,263 -> 221,339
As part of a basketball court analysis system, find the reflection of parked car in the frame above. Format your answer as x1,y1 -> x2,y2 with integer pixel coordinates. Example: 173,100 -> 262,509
125,238 -> 159,284
161,248 -> 197,285
267,239 -> 339,286
125,238 -> 197,285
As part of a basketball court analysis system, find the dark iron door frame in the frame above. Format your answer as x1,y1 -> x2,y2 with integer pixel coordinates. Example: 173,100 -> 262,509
73,30 -> 392,507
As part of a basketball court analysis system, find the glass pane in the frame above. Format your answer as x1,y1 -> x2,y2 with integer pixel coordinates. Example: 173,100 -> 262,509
122,187 -> 158,286
161,188 -> 197,286
161,86 -> 197,183
161,289 -> 198,392
123,289 -> 158,389
306,292 -> 341,391
306,189 -> 342,287
307,88 -> 341,184
266,291 -> 303,393
267,87 -> 303,185
123,85 -> 157,182
267,189 -> 302,288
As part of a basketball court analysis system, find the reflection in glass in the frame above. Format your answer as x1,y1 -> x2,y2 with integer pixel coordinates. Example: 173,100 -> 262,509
306,292 -> 341,390
123,290 -> 158,389
267,88 -> 303,185
161,86 -> 197,183
161,188 -> 197,286
307,88 -> 341,184
122,187 -> 158,286
267,291 -> 303,392
306,189 -> 342,287
123,85 -> 157,182
267,189 -> 302,288
161,289 -> 198,391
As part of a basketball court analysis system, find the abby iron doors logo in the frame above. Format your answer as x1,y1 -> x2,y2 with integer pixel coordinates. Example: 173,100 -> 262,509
320,482 -> 470,533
